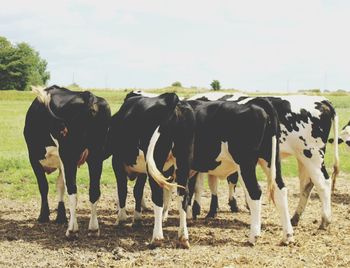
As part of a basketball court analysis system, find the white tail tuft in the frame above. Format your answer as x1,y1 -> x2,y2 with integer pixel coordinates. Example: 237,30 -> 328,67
32,86 -> 51,106
146,126 -> 181,190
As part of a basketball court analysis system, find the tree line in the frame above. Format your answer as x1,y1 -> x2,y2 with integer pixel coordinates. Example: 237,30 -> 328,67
0,36 -> 50,91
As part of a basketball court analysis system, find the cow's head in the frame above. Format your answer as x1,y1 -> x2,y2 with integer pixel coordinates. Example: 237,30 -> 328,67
329,122 -> 350,148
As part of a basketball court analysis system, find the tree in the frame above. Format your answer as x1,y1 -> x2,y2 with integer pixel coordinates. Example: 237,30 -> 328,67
210,80 -> 221,91
0,36 -> 50,90
171,81 -> 182,87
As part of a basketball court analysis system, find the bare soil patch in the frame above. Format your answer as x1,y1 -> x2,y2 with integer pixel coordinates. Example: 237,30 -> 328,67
1,177 -> 350,267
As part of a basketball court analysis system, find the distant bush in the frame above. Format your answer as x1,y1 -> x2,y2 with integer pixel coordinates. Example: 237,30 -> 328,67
210,80 -> 221,91
66,83 -> 82,91
171,81 -> 182,87
297,88 -> 321,93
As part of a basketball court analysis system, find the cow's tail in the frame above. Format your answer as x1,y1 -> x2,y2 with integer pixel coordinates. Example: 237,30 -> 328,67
32,86 -> 51,106
331,113 -> 339,192
251,98 -> 279,203
146,126 -> 183,190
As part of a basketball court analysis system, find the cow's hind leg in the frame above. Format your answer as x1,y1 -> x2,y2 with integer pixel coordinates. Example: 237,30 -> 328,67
149,175 -> 164,248
29,153 -> 50,223
227,172 -> 239,213
87,157 -> 103,237
55,169 -> 67,224
206,175 -> 219,218
239,162 -> 262,245
112,156 -> 128,226
291,160 -> 314,226
174,164 -> 191,249
260,160 -> 294,245
62,161 -> 79,239
133,174 -> 147,227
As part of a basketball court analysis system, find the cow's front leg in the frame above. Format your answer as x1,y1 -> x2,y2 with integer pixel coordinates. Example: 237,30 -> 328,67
187,172 -> 203,220
162,187 -> 172,222
206,175 -> 219,218
227,172 -> 239,213
112,156 -> 128,226
133,174 -> 147,227
291,160 -> 313,226
149,175 -> 164,248
55,169 -> 67,224
87,157 -> 103,237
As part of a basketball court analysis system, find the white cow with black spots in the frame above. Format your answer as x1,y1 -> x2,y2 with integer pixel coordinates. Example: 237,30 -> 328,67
188,92 -> 339,230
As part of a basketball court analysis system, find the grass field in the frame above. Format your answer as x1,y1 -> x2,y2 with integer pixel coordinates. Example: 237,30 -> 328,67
0,88 -> 349,200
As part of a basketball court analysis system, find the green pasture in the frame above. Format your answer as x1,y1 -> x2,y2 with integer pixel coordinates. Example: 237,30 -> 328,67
0,89 -> 349,200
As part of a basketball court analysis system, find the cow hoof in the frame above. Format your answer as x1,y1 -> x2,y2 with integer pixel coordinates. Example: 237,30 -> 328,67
55,202 -> 67,224
192,201 -> 201,219
132,220 -> 143,229
55,212 -> 67,224
66,230 -> 79,240
290,214 -> 300,227
149,239 -> 163,249
247,235 -> 259,246
205,212 -> 217,219
55,215 -> 67,224
116,216 -> 127,226
319,218 -> 331,230
280,234 -> 295,246
186,206 -> 193,220
116,220 -> 127,227
228,199 -> 239,213
38,215 -> 50,223
162,211 -> 169,223
88,229 -> 100,237
176,237 -> 190,249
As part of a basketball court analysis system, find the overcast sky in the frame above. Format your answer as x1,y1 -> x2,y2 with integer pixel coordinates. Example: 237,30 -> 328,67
1,0 -> 350,91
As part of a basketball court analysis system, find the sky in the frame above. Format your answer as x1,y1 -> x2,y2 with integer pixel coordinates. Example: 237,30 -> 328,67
1,0 -> 350,92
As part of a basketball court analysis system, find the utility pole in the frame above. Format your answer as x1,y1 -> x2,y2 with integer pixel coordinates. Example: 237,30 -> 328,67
105,74 -> 108,89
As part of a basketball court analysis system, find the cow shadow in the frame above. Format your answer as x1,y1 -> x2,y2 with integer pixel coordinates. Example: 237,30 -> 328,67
332,192 -> 350,205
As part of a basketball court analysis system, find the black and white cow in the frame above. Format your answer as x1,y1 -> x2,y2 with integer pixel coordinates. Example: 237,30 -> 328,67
24,85 -> 111,238
173,97 -> 293,245
188,92 -> 339,230
329,119 -> 350,188
106,92 -> 195,248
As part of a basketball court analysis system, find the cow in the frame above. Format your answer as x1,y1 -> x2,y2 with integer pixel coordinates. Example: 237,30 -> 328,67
106,92 -> 195,248
168,97 -> 293,245
188,92 -> 339,231
329,119 -> 350,188
24,85 -> 111,239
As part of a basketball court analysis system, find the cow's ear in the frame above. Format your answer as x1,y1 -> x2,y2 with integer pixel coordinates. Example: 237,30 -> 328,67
83,91 -> 99,117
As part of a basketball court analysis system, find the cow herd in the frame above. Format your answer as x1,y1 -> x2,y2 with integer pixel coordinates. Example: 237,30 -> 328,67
23,85 -> 347,249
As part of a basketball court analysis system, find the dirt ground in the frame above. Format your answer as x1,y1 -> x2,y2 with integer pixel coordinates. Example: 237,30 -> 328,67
1,176 -> 350,268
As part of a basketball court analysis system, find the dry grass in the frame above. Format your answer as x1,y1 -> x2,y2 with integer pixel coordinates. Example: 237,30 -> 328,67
1,176 -> 350,267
